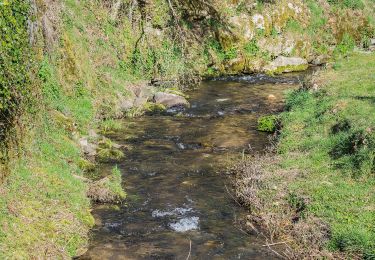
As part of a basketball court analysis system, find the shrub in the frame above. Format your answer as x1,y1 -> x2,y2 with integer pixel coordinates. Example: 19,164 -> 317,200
257,115 -> 278,132
244,39 -> 259,57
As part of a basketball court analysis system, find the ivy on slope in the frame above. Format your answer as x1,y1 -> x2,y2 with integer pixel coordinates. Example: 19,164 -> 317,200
0,0 -> 33,145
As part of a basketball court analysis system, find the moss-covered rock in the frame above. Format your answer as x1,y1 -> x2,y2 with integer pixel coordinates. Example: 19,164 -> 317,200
96,138 -> 124,162
144,102 -> 167,113
97,148 -> 124,162
87,166 -> 126,203
264,56 -> 308,74
78,158 -> 96,172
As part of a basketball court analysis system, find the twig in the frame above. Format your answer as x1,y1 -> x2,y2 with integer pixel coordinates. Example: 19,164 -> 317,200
224,184 -> 242,207
262,241 -> 288,247
186,239 -> 192,260
264,240 -> 287,259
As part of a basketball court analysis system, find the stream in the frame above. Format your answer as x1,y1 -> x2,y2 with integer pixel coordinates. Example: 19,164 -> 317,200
80,72 -> 309,259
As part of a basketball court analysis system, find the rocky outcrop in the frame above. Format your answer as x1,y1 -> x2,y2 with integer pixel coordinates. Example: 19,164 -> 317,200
257,36 -> 296,57
153,92 -> 189,108
264,56 -> 308,74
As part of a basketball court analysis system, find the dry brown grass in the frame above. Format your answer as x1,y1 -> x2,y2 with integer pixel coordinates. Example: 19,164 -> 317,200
231,153 -> 339,259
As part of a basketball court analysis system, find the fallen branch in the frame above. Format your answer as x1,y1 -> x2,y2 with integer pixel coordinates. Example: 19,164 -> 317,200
264,240 -> 287,259
262,241 -> 288,247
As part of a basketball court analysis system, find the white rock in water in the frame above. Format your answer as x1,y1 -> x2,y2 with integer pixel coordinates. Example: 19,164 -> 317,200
169,217 -> 199,232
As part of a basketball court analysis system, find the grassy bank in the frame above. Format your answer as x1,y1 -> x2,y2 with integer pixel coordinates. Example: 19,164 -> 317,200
235,52 -> 375,258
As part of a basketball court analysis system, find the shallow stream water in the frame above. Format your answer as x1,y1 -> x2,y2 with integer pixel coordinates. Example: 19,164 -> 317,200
81,72 -> 309,259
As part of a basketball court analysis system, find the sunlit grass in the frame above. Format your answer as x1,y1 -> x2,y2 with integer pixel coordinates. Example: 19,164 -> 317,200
278,52 -> 375,256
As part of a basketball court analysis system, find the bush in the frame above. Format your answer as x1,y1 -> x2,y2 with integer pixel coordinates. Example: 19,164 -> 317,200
257,115 -> 278,132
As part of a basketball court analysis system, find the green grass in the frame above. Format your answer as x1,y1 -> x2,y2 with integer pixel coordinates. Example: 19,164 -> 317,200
278,52 -> 375,256
0,120 -> 94,258
106,166 -> 126,201
328,0 -> 365,9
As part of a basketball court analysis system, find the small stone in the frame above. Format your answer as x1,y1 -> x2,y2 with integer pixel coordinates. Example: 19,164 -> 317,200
267,94 -> 276,101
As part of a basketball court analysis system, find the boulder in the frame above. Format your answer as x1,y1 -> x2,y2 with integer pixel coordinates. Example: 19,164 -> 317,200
132,85 -> 154,108
224,57 -> 246,74
264,56 -> 308,74
153,92 -> 189,108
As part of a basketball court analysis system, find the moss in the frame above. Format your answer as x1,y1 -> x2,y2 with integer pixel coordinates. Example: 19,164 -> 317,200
144,102 -> 167,113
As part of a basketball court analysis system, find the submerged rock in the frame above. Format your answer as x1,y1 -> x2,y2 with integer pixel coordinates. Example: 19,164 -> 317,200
87,174 -> 125,203
265,56 -> 308,74
153,92 -> 189,108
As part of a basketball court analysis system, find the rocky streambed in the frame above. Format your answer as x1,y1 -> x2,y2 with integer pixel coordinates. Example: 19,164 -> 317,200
80,71 -> 311,259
